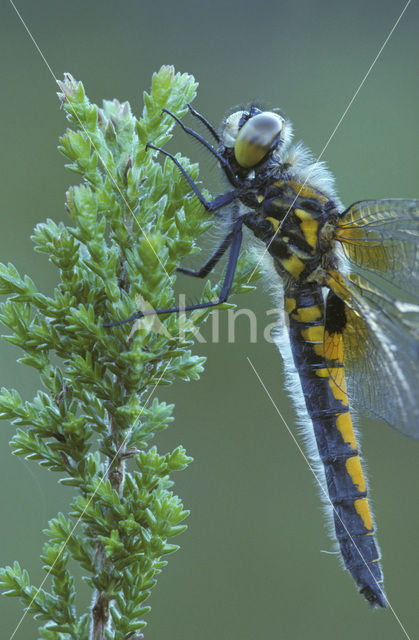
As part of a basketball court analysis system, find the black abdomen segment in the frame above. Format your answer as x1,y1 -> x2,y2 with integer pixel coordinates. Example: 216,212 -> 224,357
285,282 -> 387,607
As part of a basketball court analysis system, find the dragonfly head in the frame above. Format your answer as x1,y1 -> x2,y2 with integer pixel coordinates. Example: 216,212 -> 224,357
221,107 -> 292,172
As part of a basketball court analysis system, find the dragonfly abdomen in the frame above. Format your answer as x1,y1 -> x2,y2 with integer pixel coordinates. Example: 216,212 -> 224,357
285,282 -> 387,608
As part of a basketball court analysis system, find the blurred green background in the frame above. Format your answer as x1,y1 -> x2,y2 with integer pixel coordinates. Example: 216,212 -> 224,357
1,0 -> 418,638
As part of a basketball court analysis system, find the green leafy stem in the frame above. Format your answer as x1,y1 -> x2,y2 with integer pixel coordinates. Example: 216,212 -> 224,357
0,67 -> 258,639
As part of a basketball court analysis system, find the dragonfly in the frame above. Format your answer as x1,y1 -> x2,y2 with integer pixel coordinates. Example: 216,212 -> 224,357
106,102 -> 419,608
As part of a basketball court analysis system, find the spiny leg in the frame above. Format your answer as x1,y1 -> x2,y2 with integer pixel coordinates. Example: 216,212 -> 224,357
104,138 -> 241,328
146,143 -> 238,212
177,230 -> 234,279
161,108 -> 238,185
187,103 -> 220,142
148,142 -> 237,277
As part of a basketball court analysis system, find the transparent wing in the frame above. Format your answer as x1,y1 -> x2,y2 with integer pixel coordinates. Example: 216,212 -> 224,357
325,198 -> 419,437
335,199 -> 419,293
326,268 -> 419,438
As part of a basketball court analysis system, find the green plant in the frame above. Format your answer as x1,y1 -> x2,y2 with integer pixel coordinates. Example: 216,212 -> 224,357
0,67 -> 257,639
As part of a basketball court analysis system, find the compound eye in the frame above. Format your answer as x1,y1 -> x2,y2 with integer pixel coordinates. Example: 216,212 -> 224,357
234,112 -> 284,168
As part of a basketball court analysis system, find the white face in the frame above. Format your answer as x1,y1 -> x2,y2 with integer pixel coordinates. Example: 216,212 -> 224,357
221,111 -> 246,148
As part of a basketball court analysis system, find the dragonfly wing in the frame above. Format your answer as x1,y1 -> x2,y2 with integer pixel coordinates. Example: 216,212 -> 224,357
326,268 -> 419,437
326,198 -> 419,437
335,198 -> 419,293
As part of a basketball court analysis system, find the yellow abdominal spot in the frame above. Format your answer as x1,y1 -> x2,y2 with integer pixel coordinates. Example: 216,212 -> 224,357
354,498 -> 373,531
256,194 -> 264,203
281,254 -> 305,277
292,305 -> 323,322
336,412 -> 356,449
302,324 -> 325,357
346,455 -> 366,493
294,208 -> 319,248
312,342 -> 325,356
266,216 -> 279,231
288,180 -> 328,204
301,325 -> 324,342
284,297 -> 297,314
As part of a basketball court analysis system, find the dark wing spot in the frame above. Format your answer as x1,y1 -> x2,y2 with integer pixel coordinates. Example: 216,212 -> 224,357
325,290 -> 347,334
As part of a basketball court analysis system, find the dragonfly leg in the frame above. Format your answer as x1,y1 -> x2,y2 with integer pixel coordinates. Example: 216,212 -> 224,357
186,103 -> 220,142
161,108 -> 238,185
177,229 -> 234,279
103,219 -> 244,327
146,143 -> 238,212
